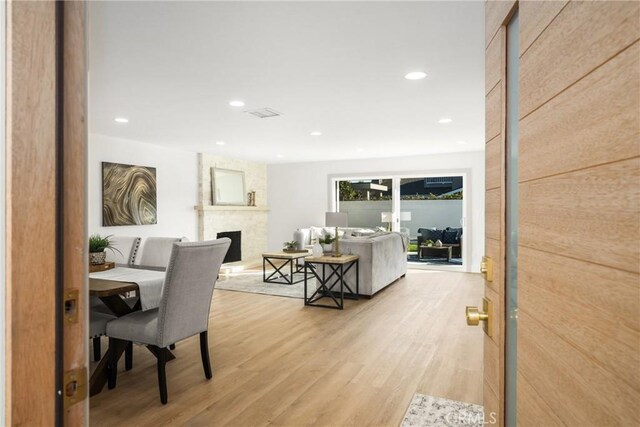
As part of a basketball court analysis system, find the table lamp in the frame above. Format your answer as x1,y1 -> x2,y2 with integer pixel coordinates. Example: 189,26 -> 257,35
325,212 -> 348,257
381,212 -> 393,232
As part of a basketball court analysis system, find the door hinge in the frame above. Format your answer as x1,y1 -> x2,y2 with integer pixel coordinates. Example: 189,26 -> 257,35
63,367 -> 87,410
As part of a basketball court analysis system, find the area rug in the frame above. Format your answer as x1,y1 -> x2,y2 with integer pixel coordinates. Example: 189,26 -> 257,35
215,271 -> 317,299
401,394 -> 484,427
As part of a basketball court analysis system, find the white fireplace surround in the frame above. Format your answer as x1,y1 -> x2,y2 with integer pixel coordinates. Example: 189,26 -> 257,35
196,154 -> 268,263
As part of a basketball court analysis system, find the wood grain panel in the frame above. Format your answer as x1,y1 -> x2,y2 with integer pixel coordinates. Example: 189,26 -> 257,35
516,372 -> 563,427
485,84 -> 501,142
484,237 -> 502,296
482,381 -> 501,426
519,158 -> 640,273
483,333 -> 500,398
485,28 -> 503,95
518,310 -> 640,425
484,284 -> 501,348
62,1 -> 88,423
485,188 -> 501,240
520,247 -> 640,389
519,0 -> 567,56
6,1 -> 57,425
485,0 -> 515,48
520,42 -> 640,182
485,136 -> 501,191
520,0 -> 640,117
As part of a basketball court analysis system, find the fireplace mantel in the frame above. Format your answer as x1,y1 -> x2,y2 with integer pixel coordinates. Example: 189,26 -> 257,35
194,205 -> 270,212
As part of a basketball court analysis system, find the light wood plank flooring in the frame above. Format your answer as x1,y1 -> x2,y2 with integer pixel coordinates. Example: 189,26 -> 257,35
90,269 -> 483,426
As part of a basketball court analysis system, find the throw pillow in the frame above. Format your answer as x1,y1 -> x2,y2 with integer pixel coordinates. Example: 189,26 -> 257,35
422,228 -> 444,241
442,229 -> 459,244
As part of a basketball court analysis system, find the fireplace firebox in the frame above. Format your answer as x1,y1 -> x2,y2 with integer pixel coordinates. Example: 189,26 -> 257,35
216,231 -> 241,263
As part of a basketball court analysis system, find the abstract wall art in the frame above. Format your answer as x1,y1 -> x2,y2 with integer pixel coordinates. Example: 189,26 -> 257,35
102,162 -> 157,226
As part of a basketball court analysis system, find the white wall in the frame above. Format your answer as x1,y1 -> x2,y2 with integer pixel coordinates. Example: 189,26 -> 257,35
267,151 -> 485,271
89,134 -> 199,241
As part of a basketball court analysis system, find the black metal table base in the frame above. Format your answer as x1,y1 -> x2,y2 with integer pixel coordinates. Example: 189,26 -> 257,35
263,256 -> 310,285
304,259 -> 359,310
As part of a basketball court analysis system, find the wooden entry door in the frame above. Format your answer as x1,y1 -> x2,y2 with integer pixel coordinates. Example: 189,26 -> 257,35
516,1 -> 639,425
5,0 -> 87,424
478,1 -> 640,426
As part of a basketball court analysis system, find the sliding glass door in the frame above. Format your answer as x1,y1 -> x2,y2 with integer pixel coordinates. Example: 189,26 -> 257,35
336,178 -> 394,230
334,174 -> 465,269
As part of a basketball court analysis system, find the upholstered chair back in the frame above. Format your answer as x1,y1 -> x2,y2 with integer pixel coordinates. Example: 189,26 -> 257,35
136,237 -> 187,268
156,239 -> 230,347
105,236 -> 141,265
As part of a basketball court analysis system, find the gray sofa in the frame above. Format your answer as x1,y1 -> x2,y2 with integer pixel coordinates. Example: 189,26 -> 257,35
295,228 -> 408,296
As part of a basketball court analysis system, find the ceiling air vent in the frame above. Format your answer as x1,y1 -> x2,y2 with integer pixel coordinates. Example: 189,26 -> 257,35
245,108 -> 282,119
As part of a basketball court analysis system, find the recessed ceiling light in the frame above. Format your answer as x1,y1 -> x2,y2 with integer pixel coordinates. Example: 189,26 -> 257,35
456,140 -> 466,145
310,131 -> 322,136
114,117 -> 129,123
276,154 -> 284,158
405,71 -> 427,80
229,100 -> 245,107
216,141 -> 226,146
438,118 -> 453,124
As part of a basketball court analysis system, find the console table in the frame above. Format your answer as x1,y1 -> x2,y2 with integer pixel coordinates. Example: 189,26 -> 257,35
304,254 -> 359,310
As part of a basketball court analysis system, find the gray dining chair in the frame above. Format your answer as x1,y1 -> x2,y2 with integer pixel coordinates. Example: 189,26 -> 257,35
105,236 -> 142,265
106,238 -> 231,404
135,236 -> 188,268
90,311 -> 116,361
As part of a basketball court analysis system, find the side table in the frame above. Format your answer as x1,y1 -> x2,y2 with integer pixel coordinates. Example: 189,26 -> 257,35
304,254 -> 359,310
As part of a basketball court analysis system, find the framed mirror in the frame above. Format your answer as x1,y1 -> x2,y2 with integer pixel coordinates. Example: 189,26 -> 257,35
211,168 -> 246,205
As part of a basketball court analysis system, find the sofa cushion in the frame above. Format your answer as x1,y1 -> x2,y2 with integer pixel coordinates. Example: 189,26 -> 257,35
442,229 -> 459,244
422,228 -> 444,241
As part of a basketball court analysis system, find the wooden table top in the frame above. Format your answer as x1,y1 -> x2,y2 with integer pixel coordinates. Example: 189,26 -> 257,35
304,254 -> 359,264
89,278 -> 138,297
262,251 -> 312,259
419,245 -> 452,250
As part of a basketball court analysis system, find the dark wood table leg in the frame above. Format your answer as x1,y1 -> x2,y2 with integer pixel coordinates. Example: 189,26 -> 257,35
90,340 -> 127,396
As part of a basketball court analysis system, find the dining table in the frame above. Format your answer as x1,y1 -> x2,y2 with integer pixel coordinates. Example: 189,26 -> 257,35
89,264 -> 174,397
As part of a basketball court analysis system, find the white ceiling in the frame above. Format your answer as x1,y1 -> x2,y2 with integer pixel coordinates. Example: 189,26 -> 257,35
89,1 -> 485,164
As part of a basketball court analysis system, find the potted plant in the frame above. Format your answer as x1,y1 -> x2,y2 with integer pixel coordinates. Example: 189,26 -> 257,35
283,240 -> 300,253
89,234 -> 121,265
318,234 -> 335,254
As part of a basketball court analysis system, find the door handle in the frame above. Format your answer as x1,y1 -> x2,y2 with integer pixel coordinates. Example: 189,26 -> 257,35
480,256 -> 493,282
466,297 -> 493,337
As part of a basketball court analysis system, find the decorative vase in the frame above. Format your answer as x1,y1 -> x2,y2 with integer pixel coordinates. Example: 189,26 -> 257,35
435,240 -> 443,247
321,243 -> 333,253
90,251 -> 106,265
293,229 -> 306,250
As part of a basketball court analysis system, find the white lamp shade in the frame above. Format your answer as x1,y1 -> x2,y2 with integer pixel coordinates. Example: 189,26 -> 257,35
400,211 -> 412,221
325,212 -> 348,227
381,212 -> 393,223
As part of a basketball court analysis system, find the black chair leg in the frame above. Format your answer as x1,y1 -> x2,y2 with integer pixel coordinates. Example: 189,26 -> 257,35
156,347 -> 170,404
169,344 -> 176,350
107,338 -> 121,389
93,337 -> 101,362
199,331 -> 212,379
125,342 -> 133,371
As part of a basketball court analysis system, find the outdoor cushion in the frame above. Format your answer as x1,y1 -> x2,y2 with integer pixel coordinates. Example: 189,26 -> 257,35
442,229 -> 459,244
422,228 -> 444,241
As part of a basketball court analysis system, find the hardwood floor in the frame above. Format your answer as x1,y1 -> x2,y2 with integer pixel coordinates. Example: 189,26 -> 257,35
90,269 -> 483,426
